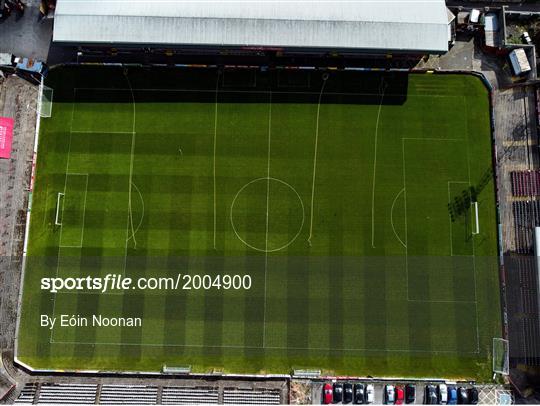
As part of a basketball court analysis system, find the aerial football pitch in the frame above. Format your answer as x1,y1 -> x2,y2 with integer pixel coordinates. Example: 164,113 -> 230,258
17,67 -> 501,379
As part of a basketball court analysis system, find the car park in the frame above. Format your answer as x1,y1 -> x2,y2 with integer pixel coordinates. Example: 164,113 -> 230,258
344,383 -> 353,404
438,384 -> 448,404
457,387 -> 468,404
395,386 -> 404,404
365,384 -> 374,404
353,384 -> 365,404
425,385 -> 438,405
405,384 -> 415,404
384,385 -> 395,404
468,387 -> 478,405
447,386 -> 457,405
333,383 -> 343,403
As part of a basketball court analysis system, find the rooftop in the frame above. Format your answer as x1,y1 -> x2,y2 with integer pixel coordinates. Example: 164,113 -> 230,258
53,0 -> 450,53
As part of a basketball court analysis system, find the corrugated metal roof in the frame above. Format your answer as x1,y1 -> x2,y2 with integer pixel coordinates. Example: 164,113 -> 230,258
53,0 -> 449,53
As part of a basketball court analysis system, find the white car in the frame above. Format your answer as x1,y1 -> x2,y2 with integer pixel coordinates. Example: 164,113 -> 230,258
385,385 -> 395,404
366,384 -> 374,404
438,384 -> 448,405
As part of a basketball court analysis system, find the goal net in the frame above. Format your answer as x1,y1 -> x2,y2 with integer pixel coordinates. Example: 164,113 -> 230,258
493,337 -> 509,375
39,85 -> 53,118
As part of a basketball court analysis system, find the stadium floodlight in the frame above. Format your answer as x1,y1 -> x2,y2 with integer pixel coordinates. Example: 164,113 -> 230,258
493,337 -> 509,375
55,193 -> 64,226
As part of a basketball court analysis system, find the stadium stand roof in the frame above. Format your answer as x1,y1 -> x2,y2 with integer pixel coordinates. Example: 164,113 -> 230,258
53,0 -> 450,54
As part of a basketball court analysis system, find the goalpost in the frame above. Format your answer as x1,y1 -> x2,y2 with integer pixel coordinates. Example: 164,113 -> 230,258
472,201 -> 480,235
39,85 -> 54,118
493,337 -> 509,375
55,193 -> 64,226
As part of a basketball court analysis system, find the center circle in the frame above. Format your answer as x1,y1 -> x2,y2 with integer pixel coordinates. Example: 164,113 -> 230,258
230,177 -> 305,252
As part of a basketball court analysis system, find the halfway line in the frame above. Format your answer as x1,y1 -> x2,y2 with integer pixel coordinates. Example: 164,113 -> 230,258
263,90 -> 272,348
213,71 -> 220,250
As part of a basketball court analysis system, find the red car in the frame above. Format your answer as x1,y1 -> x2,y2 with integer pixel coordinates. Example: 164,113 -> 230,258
395,386 -> 405,405
323,383 -> 333,404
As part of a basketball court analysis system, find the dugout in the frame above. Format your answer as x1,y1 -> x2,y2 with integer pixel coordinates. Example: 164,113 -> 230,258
51,0 -> 454,67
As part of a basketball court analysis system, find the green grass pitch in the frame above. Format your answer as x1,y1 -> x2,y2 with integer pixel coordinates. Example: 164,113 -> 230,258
17,67 -> 501,380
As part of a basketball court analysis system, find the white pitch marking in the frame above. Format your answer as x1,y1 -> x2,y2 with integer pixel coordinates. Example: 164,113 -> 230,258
125,73 -> 137,249
127,182 -> 145,242
462,95 -> 481,353
371,78 -> 388,248
70,130 -> 134,134
121,71 -> 137,282
402,138 -> 410,301
402,137 -> 460,142
73,87 -> 464,99
263,91 -> 272,349
49,340 -> 478,354
50,95 -> 75,344
59,173 -> 89,249
390,188 -> 407,249
230,177 -> 305,253
213,71 -> 220,250
307,74 -> 328,246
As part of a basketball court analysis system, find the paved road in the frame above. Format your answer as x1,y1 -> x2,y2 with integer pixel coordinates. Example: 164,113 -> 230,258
0,0 -> 53,61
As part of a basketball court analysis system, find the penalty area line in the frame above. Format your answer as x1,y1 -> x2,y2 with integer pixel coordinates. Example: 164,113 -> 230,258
51,98 -> 75,344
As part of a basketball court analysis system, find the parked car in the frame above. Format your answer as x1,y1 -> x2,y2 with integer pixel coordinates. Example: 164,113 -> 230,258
354,384 -> 365,404
365,384 -> 374,404
447,386 -> 457,405
323,383 -> 333,404
425,385 -> 438,405
385,385 -> 395,404
344,383 -> 353,404
333,383 -> 343,403
468,387 -> 478,405
405,384 -> 415,404
395,386 -> 404,405
457,387 -> 468,404
438,384 -> 448,405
